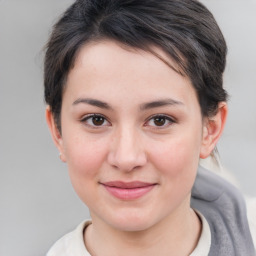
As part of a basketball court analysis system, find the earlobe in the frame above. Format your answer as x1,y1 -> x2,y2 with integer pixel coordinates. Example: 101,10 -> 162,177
200,102 -> 228,159
45,106 -> 66,162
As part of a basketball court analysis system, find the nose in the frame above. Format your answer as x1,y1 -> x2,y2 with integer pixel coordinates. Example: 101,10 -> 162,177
107,126 -> 147,172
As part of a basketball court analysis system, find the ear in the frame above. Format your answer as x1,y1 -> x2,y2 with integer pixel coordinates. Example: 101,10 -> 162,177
45,106 -> 66,162
200,102 -> 228,159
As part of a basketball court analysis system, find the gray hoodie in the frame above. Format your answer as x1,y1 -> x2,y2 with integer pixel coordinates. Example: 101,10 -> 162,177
191,166 -> 255,256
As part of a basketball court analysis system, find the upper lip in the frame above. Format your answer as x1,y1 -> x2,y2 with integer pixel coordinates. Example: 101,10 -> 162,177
100,181 -> 156,189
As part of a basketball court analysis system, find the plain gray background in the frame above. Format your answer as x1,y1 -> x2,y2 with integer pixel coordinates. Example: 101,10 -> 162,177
0,0 -> 255,255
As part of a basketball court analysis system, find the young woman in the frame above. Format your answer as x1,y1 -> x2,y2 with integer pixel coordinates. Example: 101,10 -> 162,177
45,0 -> 255,255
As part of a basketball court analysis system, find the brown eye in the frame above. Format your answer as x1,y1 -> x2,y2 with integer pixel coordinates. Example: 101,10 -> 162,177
153,117 -> 166,126
92,116 -> 105,126
81,114 -> 110,128
145,115 -> 175,128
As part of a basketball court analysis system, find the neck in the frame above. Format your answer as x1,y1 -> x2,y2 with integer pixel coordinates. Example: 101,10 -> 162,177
84,201 -> 201,256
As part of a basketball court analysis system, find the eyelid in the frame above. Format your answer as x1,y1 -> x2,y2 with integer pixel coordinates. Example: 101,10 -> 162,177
144,114 -> 176,128
80,113 -> 111,128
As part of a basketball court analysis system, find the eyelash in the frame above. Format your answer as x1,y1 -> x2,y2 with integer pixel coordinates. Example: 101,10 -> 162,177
80,114 -> 110,128
80,114 -> 176,129
144,114 -> 176,128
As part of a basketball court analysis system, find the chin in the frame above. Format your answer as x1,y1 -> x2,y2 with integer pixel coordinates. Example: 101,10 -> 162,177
105,212 -> 156,232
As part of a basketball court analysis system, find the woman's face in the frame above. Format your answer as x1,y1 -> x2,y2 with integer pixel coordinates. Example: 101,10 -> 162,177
51,40 -> 213,231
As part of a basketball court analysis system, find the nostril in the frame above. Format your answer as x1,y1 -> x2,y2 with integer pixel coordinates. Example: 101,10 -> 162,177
107,131 -> 147,171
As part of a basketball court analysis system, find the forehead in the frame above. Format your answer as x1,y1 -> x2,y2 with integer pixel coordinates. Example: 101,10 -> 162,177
74,40 -> 182,73
64,40 -> 198,109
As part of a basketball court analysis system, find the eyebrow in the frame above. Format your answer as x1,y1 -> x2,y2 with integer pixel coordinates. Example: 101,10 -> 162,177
72,97 -> 183,111
72,98 -> 112,109
140,98 -> 184,110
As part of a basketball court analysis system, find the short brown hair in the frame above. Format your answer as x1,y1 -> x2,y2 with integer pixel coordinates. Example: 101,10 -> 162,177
44,0 -> 228,131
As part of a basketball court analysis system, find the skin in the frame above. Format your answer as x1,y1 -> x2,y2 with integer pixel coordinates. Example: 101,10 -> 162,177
46,40 -> 227,255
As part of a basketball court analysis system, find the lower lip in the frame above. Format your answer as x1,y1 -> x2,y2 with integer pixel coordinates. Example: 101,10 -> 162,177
103,185 -> 155,200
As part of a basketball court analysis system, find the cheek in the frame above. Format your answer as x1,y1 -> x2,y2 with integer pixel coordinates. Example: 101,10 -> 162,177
65,139 -> 109,205
151,137 -> 201,176
147,136 -> 201,212
62,133 -> 108,189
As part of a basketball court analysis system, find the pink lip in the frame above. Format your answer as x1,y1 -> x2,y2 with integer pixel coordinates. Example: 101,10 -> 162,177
101,181 -> 156,200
